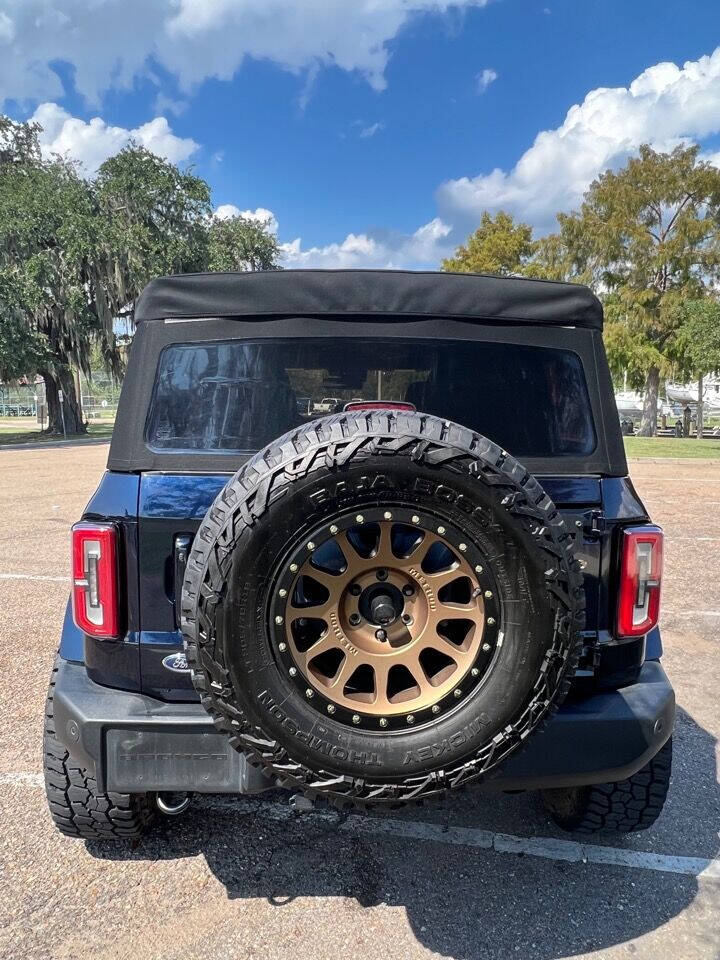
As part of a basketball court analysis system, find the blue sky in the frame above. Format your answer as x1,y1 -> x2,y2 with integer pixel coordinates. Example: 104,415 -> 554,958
2,0 -> 720,267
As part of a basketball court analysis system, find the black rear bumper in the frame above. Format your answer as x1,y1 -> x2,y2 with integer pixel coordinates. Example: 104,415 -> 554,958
52,658 -> 675,794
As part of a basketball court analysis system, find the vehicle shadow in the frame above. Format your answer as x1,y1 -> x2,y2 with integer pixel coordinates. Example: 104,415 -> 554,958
87,706 -> 718,960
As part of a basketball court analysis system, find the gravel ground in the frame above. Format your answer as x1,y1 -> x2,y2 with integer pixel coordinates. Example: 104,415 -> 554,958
0,444 -> 718,960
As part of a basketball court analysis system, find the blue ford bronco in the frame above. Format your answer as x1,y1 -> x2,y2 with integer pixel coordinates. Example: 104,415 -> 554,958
44,269 -> 674,840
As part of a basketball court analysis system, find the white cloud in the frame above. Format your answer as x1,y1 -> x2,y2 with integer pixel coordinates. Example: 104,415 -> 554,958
154,93 -> 189,117
359,121 -> 385,139
214,205 -> 279,234
439,47 -> 720,231
280,217 -> 452,269
476,68 -> 497,93
30,103 -> 199,176
0,11 -> 15,43
214,204 -> 243,220
0,0 -> 490,106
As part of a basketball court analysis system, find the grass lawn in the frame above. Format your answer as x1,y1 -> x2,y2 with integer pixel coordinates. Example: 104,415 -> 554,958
624,436 -> 720,458
0,418 -> 114,447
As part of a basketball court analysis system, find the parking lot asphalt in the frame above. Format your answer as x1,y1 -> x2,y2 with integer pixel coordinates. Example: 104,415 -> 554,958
0,444 -> 718,960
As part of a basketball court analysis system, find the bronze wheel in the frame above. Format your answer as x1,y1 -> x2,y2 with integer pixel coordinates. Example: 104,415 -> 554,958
269,506 -> 501,731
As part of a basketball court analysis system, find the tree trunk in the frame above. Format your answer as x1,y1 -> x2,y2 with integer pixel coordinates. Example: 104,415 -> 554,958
41,367 -> 87,435
697,374 -> 704,439
638,366 -> 660,437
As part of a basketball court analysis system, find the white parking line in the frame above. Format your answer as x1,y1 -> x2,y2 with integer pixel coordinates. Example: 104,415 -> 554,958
4,773 -> 716,882
228,798 -> 720,882
0,573 -> 67,582
668,536 -> 720,542
0,772 -> 43,785
647,478 -> 720,483
664,610 -> 720,618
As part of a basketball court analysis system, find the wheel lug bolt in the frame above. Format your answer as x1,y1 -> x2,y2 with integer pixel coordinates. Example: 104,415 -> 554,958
406,715 -> 415,724
307,541 -> 315,550
349,583 -> 362,596
278,642 -> 287,652
459,543 -> 467,552
402,584 -> 414,597
471,667 -> 479,676
379,718 -> 388,728
330,524 -> 339,534
327,704 -> 336,714
475,564 -> 483,574
383,511 -> 393,520
376,568 -> 388,581
289,667 -> 297,676
306,688 -> 314,698
375,629 -> 387,641
482,642 -> 491,651
275,615 -> 284,625
349,613 -> 361,626
352,714 -> 361,724
290,563 -> 298,572
432,704 -> 440,714
412,515 -> 420,524
454,688 -> 462,698
487,617 -> 496,626
356,514 -> 364,523
484,590 -> 493,599
437,526 -> 446,535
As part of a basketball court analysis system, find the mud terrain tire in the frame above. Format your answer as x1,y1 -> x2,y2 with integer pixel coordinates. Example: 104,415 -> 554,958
542,738 -> 672,833
182,411 -> 584,808
43,657 -> 156,839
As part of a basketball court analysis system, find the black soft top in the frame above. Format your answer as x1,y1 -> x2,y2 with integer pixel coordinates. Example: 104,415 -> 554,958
133,269 -> 603,330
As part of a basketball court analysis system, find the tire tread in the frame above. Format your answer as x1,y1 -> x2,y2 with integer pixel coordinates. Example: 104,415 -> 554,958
43,657 -> 155,840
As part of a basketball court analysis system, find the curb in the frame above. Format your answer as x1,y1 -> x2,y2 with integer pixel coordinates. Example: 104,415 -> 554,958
0,437 -> 111,451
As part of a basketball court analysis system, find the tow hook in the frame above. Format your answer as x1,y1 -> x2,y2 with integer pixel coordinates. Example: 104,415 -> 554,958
156,792 -> 192,816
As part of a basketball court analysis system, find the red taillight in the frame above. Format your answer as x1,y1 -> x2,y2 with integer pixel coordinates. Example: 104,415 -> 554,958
616,526 -> 663,637
343,401 -> 416,412
71,523 -> 120,638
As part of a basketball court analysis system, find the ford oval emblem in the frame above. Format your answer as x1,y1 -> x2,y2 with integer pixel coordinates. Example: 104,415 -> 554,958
162,652 -> 191,673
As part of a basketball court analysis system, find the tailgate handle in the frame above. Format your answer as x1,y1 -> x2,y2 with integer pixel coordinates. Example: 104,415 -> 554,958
173,534 -> 193,627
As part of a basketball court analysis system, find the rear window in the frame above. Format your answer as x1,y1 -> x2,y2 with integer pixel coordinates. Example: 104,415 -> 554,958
145,337 -> 596,458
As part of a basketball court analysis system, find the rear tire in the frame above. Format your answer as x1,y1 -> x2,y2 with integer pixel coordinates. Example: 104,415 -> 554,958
541,738 -> 672,834
43,657 -> 155,840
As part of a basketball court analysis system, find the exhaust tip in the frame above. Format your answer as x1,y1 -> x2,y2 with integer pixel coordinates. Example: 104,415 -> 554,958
156,792 -> 192,816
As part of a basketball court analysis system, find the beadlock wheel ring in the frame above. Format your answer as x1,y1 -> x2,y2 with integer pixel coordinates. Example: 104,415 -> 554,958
268,506 -> 501,732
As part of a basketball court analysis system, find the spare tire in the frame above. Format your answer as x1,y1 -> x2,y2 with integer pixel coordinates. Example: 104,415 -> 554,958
181,411 -> 584,808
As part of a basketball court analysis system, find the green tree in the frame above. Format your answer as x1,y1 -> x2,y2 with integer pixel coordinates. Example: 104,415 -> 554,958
675,299 -> 720,438
95,145 -> 212,311
208,214 -> 281,272
0,118 -> 118,433
441,211 -> 536,275
0,123 -> 215,435
0,272 -> 51,381
547,145 -> 720,435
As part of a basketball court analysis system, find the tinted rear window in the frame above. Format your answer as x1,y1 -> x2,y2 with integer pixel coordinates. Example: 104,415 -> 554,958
145,338 -> 596,457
